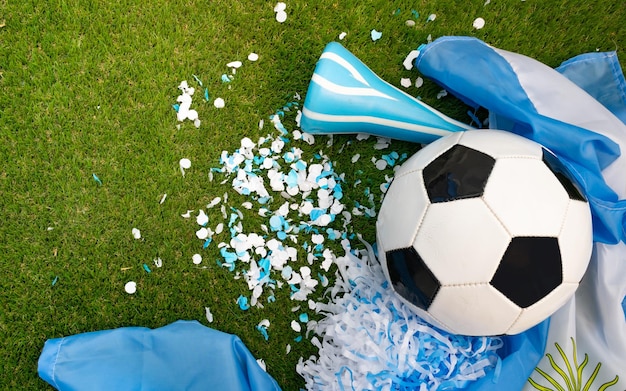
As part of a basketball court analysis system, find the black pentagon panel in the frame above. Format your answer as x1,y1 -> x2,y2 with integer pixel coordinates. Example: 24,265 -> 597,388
386,247 -> 440,311
490,237 -> 563,308
542,149 -> 586,202
423,145 -> 496,203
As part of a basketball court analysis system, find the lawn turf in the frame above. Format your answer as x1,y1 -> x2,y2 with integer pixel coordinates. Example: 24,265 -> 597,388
1,0 -> 625,389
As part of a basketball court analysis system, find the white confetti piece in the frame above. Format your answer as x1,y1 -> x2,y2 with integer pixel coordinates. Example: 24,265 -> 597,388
370,29 -> 382,41
197,210 -> 209,226
473,17 -> 486,29
402,49 -> 420,70
291,320 -> 302,332
181,210 -> 194,218
248,52 -> 259,62
205,307 -> 214,323
179,158 -> 191,176
375,159 -> 388,170
338,32 -> 347,40
351,154 -> 360,163
192,253 -> 202,265
131,228 -> 141,239
405,20 -> 416,27
159,194 -> 167,204
196,227 -> 209,240
226,60 -> 243,69
213,98 -> 225,108
437,89 -> 448,99
427,13 -> 436,22
124,281 -> 137,294
400,78 -> 412,88
415,76 -> 424,88
276,10 -> 287,23
273,2 -> 286,12
153,257 -> 163,268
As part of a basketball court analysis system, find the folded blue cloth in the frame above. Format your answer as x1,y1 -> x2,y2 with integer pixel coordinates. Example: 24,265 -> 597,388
38,320 -> 281,391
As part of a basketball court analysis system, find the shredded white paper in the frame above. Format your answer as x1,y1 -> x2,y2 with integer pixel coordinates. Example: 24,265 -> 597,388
296,239 -> 503,390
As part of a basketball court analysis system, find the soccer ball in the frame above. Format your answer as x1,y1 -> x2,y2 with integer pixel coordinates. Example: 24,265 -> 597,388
376,129 -> 593,336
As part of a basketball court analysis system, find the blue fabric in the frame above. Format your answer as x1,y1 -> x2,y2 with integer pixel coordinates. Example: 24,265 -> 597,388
556,51 -> 626,125
416,36 -> 626,245
38,320 -> 281,391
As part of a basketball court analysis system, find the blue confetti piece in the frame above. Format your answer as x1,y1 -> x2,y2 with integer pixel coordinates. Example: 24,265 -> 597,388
92,173 -> 103,186
51,276 -> 59,286
299,313 -> 309,323
204,88 -> 209,102
172,103 -> 180,112
294,336 -> 303,343
256,325 -> 269,341
411,9 -> 420,19
309,208 -> 325,221
267,295 -> 276,303
269,215 -> 283,231
192,74 -> 203,87
221,74 -> 231,83
203,238 -> 212,249
142,263 -> 152,273
467,109 -> 483,128
237,295 -> 250,310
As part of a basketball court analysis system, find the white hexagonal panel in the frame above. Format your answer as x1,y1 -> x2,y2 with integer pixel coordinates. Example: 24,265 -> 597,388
507,282 -> 578,335
415,198 -> 510,285
394,132 -> 463,177
559,200 -> 593,283
377,170 -> 429,251
483,158 -> 570,237
458,129 -> 544,160
429,283 -> 521,336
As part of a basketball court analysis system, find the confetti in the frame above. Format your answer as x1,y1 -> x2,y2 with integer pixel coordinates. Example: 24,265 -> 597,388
473,17 -> 486,29
227,60 -> 243,69
214,98 -> 225,109
131,228 -> 141,239
192,253 -> 202,265
370,29 -> 382,41
237,295 -> 250,310
402,49 -> 420,70
179,158 -> 191,176
415,76 -> 424,88
205,307 -> 214,323
153,257 -> 163,268
427,13 -> 436,22
248,53 -> 259,62
124,281 -> 137,294
338,32 -> 347,40
92,173 -> 103,185
274,2 -> 287,23
400,78 -> 412,88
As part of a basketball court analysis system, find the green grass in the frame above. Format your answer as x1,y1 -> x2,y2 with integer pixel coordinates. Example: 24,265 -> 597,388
1,0 -> 625,389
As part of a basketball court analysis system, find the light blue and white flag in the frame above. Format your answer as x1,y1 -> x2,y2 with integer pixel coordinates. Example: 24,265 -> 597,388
415,36 -> 626,391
